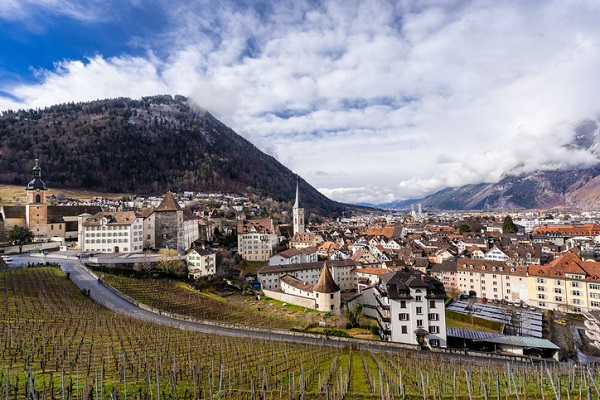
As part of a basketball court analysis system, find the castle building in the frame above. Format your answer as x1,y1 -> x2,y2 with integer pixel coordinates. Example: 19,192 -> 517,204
263,263 -> 342,314
153,192 -> 199,252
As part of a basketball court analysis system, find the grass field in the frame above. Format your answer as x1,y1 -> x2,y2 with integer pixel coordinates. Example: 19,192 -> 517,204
1,266 -> 599,399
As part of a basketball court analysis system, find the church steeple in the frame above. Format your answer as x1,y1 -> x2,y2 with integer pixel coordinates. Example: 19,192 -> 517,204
293,181 -> 300,209
292,179 -> 305,235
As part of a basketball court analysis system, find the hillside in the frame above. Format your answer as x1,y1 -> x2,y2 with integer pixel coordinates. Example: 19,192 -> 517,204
0,95 -> 344,216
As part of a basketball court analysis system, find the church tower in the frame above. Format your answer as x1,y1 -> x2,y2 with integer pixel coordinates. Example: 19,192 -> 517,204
292,181 -> 305,235
25,159 -> 49,236
26,159 -> 47,204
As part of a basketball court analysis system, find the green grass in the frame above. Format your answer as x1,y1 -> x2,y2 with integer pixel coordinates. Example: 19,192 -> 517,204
241,260 -> 268,274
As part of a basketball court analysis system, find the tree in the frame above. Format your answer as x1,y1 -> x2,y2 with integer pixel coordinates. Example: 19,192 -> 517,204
8,225 -> 34,253
158,248 -> 187,277
502,216 -> 518,233
344,303 -> 363,328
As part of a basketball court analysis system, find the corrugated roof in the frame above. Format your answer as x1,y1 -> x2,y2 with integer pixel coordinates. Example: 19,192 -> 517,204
447,328 -> 560,349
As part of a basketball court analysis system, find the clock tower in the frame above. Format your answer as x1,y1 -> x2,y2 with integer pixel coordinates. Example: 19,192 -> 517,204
25,159 -> 49,236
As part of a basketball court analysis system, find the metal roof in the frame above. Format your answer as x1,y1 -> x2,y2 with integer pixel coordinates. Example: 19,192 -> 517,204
447,328 -> 559,349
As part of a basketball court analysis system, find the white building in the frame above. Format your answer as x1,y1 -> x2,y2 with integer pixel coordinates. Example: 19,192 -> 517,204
374,270 -> 447,348
457,259 -> 529,301
237,218 -> 278,261
187,247 -> 217,278
269,247 -> 318,266
484,246 -> 509,261
81,211 -> 144,254
258,260 -> 360,291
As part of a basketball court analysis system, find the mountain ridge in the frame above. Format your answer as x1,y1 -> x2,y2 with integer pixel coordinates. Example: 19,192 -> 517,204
0,95 -> 345,216
382,166 -> 600,211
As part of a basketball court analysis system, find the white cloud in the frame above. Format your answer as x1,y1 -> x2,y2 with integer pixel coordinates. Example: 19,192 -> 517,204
3,0 -> 600,204
0,0 -> 110,22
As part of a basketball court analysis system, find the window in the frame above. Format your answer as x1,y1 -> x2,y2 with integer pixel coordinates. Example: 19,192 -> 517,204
590,284 -> 600,290
537,294 -> 546,300
537,286 -> 545,292
415,295 -> 422,302
572,290 -> 581,296
428,313 -> 438,321
555,280 -> 563,285
429,326 -> 439,334
399,313 -> 409,321
416,307 -> 423,315
429,300 -> 436,308
430,339 -> 440,347
401,325 -> 407,334
554,288 -> 562,294
554,296 -> 563,302
571,282 -> 581,288
416,320 -> 423,327
536,278 -> 546,284
400,300 -> 406,308
573,299 -> 581,305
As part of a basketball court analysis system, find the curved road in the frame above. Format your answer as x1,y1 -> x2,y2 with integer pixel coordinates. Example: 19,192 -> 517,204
11,254 -> 527,363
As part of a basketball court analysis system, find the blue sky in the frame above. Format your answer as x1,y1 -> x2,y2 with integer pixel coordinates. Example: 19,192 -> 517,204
2,0 -> 600,204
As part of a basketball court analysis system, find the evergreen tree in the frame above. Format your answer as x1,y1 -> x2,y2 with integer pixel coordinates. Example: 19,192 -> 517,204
502,216 -> 518,233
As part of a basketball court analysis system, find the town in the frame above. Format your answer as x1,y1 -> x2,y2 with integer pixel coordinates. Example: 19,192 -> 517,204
3,161 -> 600,363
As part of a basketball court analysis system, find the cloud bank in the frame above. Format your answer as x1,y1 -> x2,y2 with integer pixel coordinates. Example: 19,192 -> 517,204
2,0 -> 600,204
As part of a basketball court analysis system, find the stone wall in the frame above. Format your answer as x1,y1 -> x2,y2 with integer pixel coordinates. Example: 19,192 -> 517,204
262,289 -> 316,310
155,210 -> 184,251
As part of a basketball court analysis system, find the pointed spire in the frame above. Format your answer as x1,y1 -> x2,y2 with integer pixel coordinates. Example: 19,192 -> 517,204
293,180 -> 299,209
313,263 -> 340,293
156,192 -> 182,211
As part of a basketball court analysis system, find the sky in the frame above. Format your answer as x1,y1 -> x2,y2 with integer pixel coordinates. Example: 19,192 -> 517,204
2,0 -> 600,205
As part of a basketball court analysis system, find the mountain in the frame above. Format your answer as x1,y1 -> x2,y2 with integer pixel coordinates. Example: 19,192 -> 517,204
0,95 -> 344,216
383,119 -> 600,211
383,168 -> 600,211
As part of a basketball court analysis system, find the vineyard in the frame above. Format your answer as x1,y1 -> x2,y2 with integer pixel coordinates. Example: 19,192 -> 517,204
1,266 -> 600,399
100,274 -> 335,330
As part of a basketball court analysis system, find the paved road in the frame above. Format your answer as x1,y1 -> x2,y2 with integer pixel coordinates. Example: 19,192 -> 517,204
9,254 -> 529,362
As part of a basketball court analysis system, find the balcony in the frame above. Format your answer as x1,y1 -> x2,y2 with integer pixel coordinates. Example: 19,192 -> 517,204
375,294 -> 390,310
376,306 -> 391,322
376,316 -> 391,333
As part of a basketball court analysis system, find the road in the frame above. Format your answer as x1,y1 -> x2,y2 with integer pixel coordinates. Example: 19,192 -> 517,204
8,254 -> 524,362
